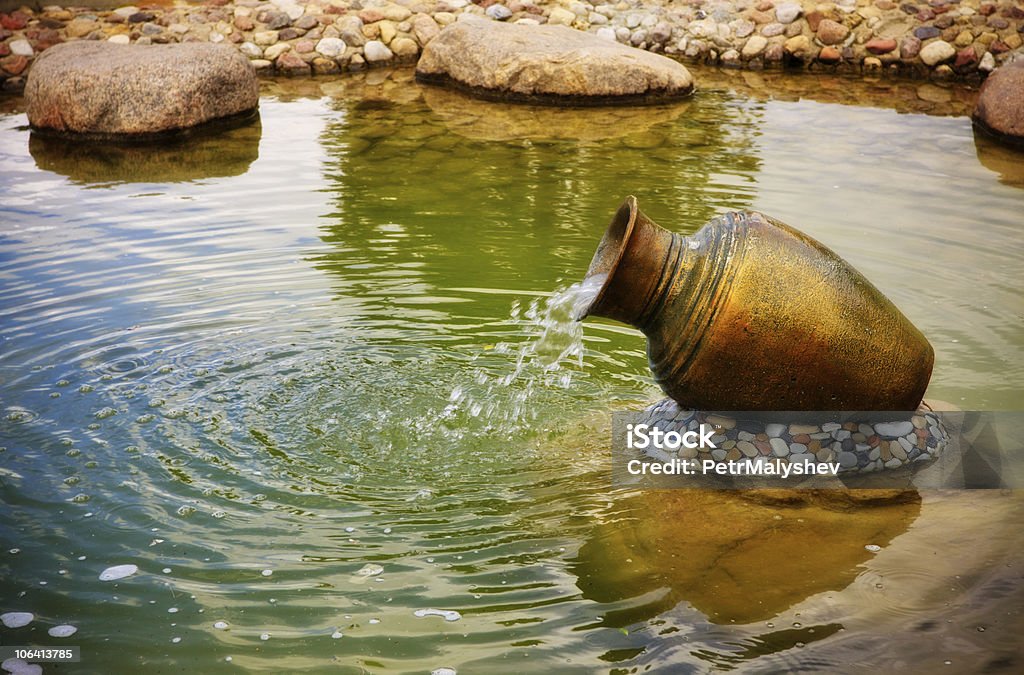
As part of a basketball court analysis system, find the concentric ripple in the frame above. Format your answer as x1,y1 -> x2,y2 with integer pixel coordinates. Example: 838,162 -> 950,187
1,69 -> 1023,672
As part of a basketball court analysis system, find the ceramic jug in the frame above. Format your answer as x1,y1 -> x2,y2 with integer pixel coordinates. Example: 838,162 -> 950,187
578,196 -> 934,411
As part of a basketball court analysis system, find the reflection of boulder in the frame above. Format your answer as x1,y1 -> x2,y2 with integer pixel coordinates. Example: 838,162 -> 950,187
421,86 -> 691,143
571,489 -> 920,625
973,127 -> 1024,189
29,118 -> 261,185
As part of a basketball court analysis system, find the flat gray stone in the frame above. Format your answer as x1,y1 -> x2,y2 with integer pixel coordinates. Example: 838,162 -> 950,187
875,420 -> 914,437
415,15 -> 693,104
26,41 -> 258,138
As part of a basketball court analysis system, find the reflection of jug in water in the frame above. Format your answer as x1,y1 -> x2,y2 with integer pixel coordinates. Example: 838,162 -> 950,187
578,196 -> 934,411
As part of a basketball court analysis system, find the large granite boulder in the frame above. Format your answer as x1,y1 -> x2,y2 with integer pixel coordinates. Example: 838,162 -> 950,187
972,60 -> 1024,148
416,15 -> 694,104
26,41 -> 259,139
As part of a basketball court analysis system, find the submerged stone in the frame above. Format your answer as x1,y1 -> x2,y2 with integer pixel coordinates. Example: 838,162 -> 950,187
416,15 -> 693,104
25,42 -> 258,139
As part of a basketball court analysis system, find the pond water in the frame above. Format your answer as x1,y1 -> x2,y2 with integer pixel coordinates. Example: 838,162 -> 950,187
1,68 -> 1022,673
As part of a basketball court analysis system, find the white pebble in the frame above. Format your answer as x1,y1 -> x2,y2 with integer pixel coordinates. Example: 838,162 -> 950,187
1,658 -> 42,675
261,569 -> 273,577
171,637 -> 181,643
99,564 -> 138,581
355,564 -> 384,577
1,612 -> 34,628
214,621 -> 229,630
413,608 -> 462,622
260,632 -> 270,640
331,630 -> 343,639
865,544 -> 881,552
48,624 -> 78,638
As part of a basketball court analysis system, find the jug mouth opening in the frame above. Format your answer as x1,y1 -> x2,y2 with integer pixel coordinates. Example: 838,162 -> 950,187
577,196 -> 638,320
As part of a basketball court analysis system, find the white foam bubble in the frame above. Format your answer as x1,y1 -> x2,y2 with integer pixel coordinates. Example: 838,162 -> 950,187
99,564 -> 138,581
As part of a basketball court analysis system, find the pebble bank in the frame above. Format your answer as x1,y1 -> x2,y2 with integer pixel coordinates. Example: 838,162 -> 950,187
2,0 -> 1023,91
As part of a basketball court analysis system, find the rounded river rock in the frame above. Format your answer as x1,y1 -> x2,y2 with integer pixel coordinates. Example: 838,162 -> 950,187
26,41 -> 259,138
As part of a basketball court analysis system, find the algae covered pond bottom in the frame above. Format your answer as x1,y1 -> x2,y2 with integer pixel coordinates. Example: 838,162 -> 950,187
1,68 -> 1023,673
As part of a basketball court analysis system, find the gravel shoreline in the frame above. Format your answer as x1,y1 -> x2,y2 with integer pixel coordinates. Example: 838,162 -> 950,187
2,0 -> 1023,91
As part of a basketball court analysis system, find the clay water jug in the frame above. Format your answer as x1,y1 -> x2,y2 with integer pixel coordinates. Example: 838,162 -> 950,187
578,196 -> 934,411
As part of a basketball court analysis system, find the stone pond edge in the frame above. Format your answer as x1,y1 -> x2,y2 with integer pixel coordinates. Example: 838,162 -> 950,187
2,0 -> 1024,94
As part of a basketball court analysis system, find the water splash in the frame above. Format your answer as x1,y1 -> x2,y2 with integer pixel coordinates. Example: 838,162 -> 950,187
443,273 -> 607,431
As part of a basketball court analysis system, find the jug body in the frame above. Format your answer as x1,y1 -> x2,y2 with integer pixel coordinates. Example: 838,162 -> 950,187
580,197 -> 934,411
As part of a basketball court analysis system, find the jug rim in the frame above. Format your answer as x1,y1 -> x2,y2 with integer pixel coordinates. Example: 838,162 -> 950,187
578,195 -> 639,320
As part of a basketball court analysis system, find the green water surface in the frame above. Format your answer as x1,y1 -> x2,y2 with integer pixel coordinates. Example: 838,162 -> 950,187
1,68 -> 1022,673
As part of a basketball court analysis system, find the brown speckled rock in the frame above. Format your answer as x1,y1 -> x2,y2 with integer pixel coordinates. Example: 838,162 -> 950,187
26,41 -> 258,138
415,15 -> 693,104
973,60 -> 1024,148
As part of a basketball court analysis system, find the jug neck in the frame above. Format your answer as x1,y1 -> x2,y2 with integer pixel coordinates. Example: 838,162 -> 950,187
579,196 -> 692,330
